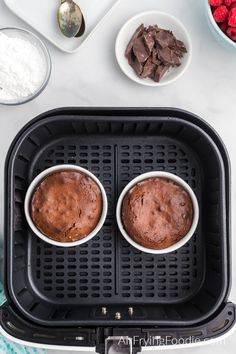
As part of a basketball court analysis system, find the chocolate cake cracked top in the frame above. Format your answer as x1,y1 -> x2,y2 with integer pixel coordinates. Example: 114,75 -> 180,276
121,177 -> 193,250
31,170 -> 103,242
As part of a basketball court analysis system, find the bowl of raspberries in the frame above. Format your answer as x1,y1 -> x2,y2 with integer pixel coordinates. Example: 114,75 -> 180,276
207,0 -> 236,46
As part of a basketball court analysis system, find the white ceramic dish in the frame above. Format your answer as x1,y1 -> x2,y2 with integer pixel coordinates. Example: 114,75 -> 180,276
115,11 -> 192,86
0,27 -> 51,105
116,171 -> 199,254
4,0 -> 118,53
24,165 -> 108,247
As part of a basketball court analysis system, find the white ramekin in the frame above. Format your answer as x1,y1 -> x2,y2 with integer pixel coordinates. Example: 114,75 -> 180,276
24,165 -> 108,247
116,171 -> 199,254
115,11 -> 192,87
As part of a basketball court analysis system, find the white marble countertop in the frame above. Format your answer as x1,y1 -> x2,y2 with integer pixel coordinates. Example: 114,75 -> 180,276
0,0 -> 236,352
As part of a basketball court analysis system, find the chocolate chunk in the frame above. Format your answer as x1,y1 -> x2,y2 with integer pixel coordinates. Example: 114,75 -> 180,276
158,47 -> 172,65
170,51 -> 181,66
125,24 -> 144,58
141,57 -> 156,78
176,39 -> 187,53
154,65 -> 170,82
152,48 -> 161,65
158,47 -> 172,64
125,24 -> 187,82
132,57 -> 143,76
126,49 -> 143,75
143,31 -> 155,53
172,49 -> 184,58
126,48 -> 135,66
158,47 -> 181,66
133,36 -> 150,63
155,30 -> 175,48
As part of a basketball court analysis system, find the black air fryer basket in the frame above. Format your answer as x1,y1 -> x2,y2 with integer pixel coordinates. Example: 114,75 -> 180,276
1,108 -> 235,353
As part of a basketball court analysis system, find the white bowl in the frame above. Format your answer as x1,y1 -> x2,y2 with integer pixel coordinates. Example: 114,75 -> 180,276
24,165 -> 108,247
205,0 -> 236,50
115,11 -> 192,86
116,171 -> 199,254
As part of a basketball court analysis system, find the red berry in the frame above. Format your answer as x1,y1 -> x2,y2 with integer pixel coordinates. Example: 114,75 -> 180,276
220,21 -> 228,31
224,0 -> 232,6
213,5 -> 229,22
230,2 -> 236,9
228,8 -> 236,26
226,26 -> 236,39
209,0 -> 223,5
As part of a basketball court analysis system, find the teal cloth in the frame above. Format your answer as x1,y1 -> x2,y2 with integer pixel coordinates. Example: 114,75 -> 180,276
0,284 -> 46,354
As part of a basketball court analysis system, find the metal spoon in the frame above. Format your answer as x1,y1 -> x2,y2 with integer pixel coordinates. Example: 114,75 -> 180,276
57,0 -> 84,38
75,14 -> 85,37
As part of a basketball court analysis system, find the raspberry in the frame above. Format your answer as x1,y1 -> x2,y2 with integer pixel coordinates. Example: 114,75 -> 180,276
220,21 -> 228,31
230,2 -> 236,9
213,5 -> 229,22
209,0 -> 222,5
224,0 -> 232,6
227,26 -> 236,39
228,8 -> 236,25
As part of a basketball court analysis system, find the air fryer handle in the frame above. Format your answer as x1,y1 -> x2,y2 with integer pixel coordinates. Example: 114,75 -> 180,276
99,302 -> 236,354
0,302 -> 235,353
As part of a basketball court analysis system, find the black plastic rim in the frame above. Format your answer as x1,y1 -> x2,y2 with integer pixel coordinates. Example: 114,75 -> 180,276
3,108 -> 231,328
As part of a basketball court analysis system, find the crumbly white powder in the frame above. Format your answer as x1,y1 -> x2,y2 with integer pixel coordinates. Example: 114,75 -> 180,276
0,33 -> 46,100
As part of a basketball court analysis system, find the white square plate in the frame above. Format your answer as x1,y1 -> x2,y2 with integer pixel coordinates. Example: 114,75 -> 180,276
4,0 -> 118,53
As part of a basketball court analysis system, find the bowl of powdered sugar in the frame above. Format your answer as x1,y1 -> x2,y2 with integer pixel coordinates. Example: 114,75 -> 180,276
0,27 -> 51,105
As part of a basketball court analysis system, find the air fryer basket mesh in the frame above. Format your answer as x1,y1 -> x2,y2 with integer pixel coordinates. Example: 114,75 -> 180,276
31,136 -> 203,304
5,109 -> 229,327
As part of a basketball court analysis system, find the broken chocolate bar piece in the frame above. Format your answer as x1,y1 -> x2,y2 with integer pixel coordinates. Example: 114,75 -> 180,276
143,31 -> 155,53
141,57 -> 156,78
133,36 -> 149,63
152,48 -> 161,65
133,57 -> 143,76
125,24 -> 144,58
154,64 -> 170,82
158,47 -> 181,66
155,30 -> 175,48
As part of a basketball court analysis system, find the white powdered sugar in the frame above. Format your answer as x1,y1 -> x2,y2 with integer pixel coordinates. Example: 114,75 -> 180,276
0,32 -> 46,100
